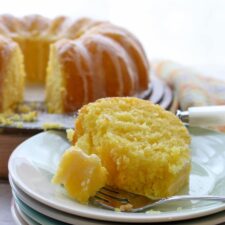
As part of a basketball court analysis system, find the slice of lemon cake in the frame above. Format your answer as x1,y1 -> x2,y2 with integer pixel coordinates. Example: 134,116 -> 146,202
53,97 -> 191,203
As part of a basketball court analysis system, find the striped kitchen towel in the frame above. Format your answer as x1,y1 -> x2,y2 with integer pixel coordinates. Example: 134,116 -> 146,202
153,60 -> 225,131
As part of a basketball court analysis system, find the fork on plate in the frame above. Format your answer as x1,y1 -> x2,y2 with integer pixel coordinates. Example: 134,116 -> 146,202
91,186 -> 225,212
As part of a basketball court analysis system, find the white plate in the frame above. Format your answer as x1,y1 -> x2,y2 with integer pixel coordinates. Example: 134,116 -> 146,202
10,175 -> 225,225
11,199 -> 30,225
14,195 -> 65,225
11,175 -> 109,225
10,175 -> 110,225
14,200 -> 40,225
11,200 -> 25,225
8,128 -> 225,223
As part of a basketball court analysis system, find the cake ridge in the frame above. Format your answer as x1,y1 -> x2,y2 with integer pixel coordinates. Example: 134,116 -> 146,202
0,15 -> 150,113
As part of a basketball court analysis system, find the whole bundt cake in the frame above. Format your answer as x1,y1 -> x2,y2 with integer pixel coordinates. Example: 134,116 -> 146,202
53,97 -> 191,203
0,15 -> 150,113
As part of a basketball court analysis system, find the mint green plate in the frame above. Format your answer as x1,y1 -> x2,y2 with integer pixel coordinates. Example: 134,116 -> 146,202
8,127 -> 225,223
12,199 -> 40,225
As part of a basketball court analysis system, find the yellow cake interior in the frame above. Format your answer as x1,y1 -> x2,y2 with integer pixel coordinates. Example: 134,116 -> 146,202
53,97 -> 191,203
11,35 -> 53,83
52,146 -> 107,203
45,44 -> 65,113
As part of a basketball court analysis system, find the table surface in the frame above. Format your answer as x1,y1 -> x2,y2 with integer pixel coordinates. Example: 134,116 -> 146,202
0,181 -> 14,225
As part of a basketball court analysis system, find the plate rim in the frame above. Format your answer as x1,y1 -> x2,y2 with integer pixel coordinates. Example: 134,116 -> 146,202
11,178 -> 225,225
11,198 -> 28,225
10,175 -> 102,225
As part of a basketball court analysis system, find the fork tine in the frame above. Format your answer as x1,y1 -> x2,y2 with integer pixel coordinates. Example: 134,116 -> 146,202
93,187 -> 130,209
92,193 -> 127,210
92,186 -> 154,212
97,190 -> 128,203
92,186 -> 225,213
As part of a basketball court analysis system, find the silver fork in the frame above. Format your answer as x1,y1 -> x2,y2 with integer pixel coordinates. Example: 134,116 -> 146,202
91,186 -> 225,212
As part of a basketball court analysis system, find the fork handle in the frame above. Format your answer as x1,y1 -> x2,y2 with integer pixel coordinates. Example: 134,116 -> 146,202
166,195 -> 225,202
177,105 -> 225,127
138,195 -> 225,212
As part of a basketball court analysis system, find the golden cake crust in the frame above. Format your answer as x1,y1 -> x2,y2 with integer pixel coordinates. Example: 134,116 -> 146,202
0,15 -> 150,113
0,35 -> 25,111
52,22 -> 150,112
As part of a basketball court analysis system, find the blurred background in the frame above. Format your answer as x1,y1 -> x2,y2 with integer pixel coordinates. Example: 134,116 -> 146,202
1,0 -> 225,79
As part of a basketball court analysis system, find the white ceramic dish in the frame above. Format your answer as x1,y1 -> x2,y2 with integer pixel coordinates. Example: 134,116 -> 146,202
14,200 -> 40,225
8,128 -> 225,223
10,176 -> 110,225
11,199 -> 33,225
14,195 -> 65,225
11,199 -> 25,225
10,175 -> 225,225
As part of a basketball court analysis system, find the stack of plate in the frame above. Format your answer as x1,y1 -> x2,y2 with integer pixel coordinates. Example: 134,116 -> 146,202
8,118 -> 225,224
141,75 -> 175,111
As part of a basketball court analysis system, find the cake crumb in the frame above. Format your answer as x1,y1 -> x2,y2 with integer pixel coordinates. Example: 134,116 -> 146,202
146,209 -> 161,214
21,111 -> 37,122
10,114 -> 20,121
0,110 -> 37,126
66,129 -> 75,142
17,104 -> 32,113
0,114 -> 13,125
119,203 -> 133,212
42,122 -> 62,130
114,208 -> 121,212
15,122 -> 23,128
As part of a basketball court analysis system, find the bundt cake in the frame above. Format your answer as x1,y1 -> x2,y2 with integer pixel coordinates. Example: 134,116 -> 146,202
52,97 -> 191,204
0,35 -> 25,112
0,14 -> 150,113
